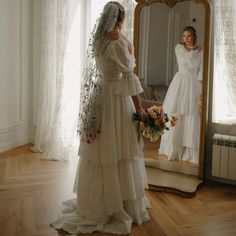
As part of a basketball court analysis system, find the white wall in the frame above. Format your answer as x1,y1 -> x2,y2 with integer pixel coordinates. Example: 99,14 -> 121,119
0,0 -> 33,153
188,1 -> 205,46
147,3 -> 172,86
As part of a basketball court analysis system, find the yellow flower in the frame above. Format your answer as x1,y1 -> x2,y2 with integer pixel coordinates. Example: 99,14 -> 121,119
150,137 -> 157,142
148,110 -> 157,119
143,130 -> 150,139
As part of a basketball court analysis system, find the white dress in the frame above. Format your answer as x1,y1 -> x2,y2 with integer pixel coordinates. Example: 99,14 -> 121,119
51,35 -> 150,234
159,44 -> 202,164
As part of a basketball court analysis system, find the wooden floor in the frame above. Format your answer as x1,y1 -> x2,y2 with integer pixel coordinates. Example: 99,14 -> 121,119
143,140 -> 198,175
0,145 -> 236,236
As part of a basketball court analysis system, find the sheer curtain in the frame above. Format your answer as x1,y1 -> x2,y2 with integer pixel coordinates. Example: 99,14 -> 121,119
31,0 -> 87,160
213,0 -> 236,124
120,0 -> 136,42
31,0 -> 72,159
32,0 -> 136,161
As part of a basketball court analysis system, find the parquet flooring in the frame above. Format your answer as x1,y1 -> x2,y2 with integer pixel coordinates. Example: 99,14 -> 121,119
0,144 -> 236,236
143,140 -> 198,175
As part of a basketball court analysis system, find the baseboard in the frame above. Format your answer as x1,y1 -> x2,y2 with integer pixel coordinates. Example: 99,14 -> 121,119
0,136 -> 30,154
29,135 -> 35,144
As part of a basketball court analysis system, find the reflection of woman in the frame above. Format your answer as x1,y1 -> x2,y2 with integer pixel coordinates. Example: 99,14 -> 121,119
159,26 -> 202,164
51,2 -> 150,235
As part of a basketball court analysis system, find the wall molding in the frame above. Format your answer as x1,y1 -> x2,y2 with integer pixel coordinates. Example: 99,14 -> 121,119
32,0 -> 39,127
0,0 -> 24,132
0,0 -> 31,152
0,136 -> 30,154
19,0 -> 24,125
138,6 -> 150,85
0,123 -> 24,134
166,11 -> 174,86
144,6 -> 150,86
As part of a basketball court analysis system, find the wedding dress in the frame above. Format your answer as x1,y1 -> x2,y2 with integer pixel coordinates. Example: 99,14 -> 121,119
51,34 -> 150,234
159,44 -> 202,164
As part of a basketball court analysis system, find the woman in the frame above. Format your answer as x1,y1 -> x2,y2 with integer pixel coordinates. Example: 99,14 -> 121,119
159,26 -> 203,164
51,2 -> 150,234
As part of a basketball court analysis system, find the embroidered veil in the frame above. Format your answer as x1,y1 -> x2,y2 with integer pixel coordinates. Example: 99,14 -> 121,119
78,2 -> 122,143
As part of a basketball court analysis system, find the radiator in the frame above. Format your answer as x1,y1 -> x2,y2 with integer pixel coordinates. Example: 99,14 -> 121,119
212,133 -> 236,180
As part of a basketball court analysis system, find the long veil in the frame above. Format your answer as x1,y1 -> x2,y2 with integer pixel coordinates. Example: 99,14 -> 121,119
77,2 -> 119,143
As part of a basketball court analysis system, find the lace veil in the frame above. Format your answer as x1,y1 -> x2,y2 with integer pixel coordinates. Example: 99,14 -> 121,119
78,2 -> 121,143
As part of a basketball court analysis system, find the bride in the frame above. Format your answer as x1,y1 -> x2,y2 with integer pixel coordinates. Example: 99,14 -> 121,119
51,1 -> 150,234
159,26 -> 203,164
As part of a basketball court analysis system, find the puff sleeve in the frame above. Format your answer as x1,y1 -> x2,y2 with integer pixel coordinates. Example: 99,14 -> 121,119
109,39 -> 143,96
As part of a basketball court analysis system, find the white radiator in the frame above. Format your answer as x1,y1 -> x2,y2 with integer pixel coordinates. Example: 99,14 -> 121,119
212,133 -> 236,180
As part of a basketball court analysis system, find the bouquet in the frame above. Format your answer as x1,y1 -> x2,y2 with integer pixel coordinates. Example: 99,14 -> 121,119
132,105 -> 177,142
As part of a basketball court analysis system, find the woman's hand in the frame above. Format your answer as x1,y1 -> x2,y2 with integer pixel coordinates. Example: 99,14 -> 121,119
106,29 -> 120,40
196,45 -> 202,52
137,108 -> 147,122
131,95 -> 147,121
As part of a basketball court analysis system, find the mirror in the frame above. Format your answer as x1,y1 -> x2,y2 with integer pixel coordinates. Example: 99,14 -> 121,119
134,0 -> 211,196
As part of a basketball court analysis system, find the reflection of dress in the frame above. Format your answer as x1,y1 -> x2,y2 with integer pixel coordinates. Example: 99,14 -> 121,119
159,44 -> 202,164
51,35 -> 150,234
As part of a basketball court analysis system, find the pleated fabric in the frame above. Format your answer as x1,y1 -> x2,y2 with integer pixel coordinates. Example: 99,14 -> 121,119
51,35 -> 151,234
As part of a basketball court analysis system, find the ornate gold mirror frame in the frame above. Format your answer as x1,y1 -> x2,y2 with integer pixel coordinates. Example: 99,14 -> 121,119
134,0 -> 212,196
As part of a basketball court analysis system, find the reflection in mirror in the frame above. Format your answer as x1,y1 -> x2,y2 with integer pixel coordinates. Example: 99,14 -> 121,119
138,1 -> 205,177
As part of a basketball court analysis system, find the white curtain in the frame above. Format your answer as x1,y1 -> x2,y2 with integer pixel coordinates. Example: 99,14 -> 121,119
120,0 -> 136,42
213,0 -> 236,124
31,0 -> 84,160
32,0 -> 136,161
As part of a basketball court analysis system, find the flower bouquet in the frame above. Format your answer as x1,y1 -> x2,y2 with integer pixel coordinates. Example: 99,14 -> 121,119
132,105 -> 177,142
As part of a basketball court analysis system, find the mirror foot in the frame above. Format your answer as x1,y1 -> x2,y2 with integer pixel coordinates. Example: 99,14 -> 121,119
145,167 -> 203,198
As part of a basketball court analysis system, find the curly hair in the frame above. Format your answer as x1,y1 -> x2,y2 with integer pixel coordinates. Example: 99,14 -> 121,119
182,26 -> 197,45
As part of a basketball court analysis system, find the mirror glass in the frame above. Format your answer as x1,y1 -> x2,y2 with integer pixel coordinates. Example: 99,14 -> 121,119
137,1 -> 205,179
